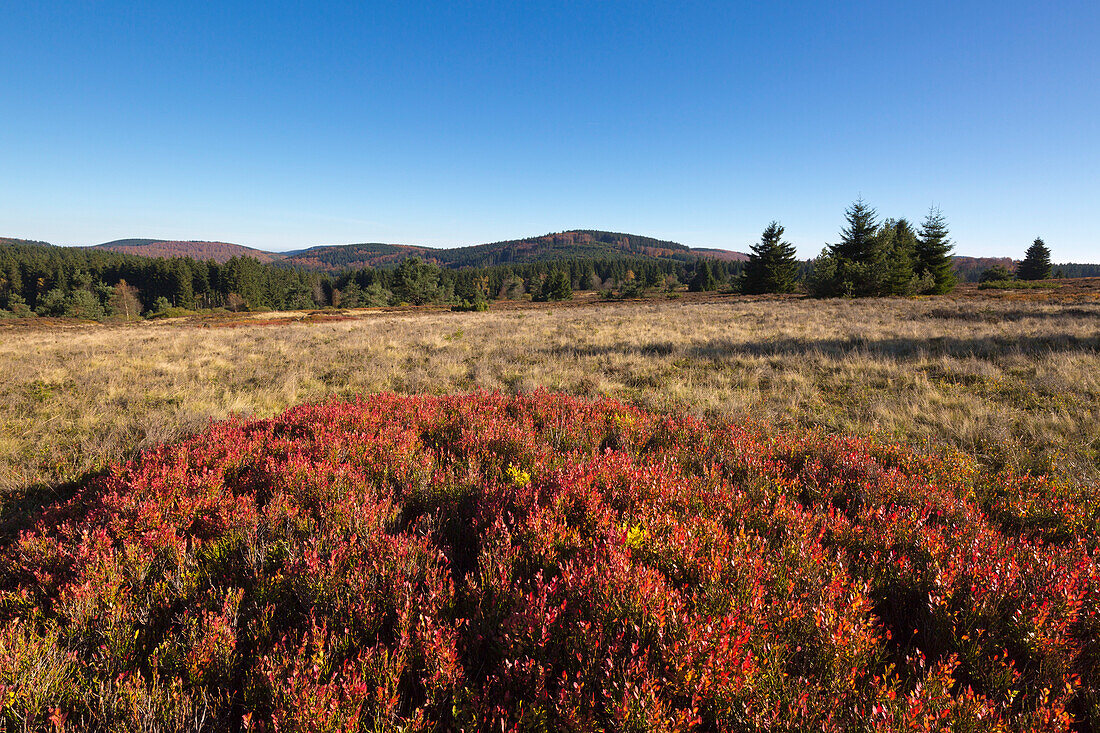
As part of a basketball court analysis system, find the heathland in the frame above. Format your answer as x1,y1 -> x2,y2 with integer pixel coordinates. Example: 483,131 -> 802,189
4,391 -> 1097,730
3,282 -> 1100,730
3,282 -> 1098,499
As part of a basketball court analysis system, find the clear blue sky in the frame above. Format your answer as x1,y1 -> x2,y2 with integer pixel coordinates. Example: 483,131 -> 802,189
2,1 -> 1098,260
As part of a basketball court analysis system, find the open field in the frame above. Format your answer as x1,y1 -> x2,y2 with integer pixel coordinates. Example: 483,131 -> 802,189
3,284 -> 1100,729
2,283 -> 1099,500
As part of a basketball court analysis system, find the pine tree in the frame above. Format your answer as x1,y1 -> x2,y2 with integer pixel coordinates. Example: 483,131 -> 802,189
742,222 -> 800,294
689,260 -> 718,292
880,220 -> 919,295
915,207 -> 957,294
394,257 -> 440,304
1016,238 -> 1052,280
831,198 -> 879,262
535,270 -> 572,301
811,198 -> 883,297
169,259 -> 194,308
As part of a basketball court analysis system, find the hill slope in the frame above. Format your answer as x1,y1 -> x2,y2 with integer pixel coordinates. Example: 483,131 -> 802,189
0,236 -> 54,248
82,231 -> 747,271
93,239 -> 285,264
282,230 -> 749,271
952,255 -> 1016,281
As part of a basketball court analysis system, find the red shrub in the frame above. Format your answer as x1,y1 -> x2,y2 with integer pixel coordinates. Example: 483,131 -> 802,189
1,392 -> 1097,731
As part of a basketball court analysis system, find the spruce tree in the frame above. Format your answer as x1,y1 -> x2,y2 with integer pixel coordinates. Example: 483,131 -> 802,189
689,260 -> 718,292
812,198 -> 882,297
535,269 -> 572,301
881,219 -> 918,295
915,207 -> 957,294
742,221 -> 800,294
394,257 -> 441,304
1016,237 -> 1053,280
831,198 -> 879,262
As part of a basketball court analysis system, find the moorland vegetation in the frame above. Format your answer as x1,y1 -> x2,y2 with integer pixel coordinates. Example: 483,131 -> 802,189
2,289 -> 1098,497
2,210 -> 1099,730
2,392 -> 1099,730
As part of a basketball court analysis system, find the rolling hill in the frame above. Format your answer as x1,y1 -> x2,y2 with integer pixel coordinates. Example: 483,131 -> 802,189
83,230 -> 750,271
15,232 -> 1082,279
93,239 -> 284,264
281,230 -> 749,271
951,256 -> 1017,281
0,236 -> 54,248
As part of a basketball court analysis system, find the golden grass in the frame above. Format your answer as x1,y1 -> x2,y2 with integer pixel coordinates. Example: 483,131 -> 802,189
2,291 -> 1099,496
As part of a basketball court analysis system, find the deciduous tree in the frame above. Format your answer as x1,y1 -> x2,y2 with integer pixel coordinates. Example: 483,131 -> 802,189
107,279 -> 142,320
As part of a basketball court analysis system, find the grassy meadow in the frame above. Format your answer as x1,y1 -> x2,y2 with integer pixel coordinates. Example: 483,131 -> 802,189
2,284 -> 1098,499
3,283 -> 1100,730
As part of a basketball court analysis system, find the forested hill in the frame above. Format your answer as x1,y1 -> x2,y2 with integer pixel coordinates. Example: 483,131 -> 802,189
282,230 -> 750,271
79,230 -> 748,271
1,236 -> 54,248
952,256 -> 1016,282
279,243 -> 433,270
94,239 -> 284,264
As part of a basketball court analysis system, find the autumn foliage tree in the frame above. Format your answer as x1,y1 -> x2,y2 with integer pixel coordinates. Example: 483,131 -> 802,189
107,279 -> 142,320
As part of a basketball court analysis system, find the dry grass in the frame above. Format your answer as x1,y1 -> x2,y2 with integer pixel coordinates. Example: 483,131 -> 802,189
2,289 -> 1099,497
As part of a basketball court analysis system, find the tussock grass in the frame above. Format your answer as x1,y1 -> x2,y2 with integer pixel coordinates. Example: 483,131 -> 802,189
2,293 -> 1098,496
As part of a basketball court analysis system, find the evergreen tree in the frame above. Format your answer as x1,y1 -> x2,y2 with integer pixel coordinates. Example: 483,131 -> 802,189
64,290 -> 105,320
831,198 -> 879,262
688,260 -> 718,292
169,259 -> 195,307
1016,237 -> 1052,280
915,207 -> 957,294
979,264 -> 1013,282
535,269 -> 572,301
339,281 -> 364,307
812,198 -> 885,297
806,248 -> 840,297
393,257 -> 440,304
35,288 -> 68,317
741,222 -> 800,294
220,257 -> 265,308
363,281 -> 392,307
881,221 -> 917,296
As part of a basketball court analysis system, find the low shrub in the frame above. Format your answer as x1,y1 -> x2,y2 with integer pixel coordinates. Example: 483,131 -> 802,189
1,392 -> 1097,731
978,280 -> 1060,290
451,298 -> 489,312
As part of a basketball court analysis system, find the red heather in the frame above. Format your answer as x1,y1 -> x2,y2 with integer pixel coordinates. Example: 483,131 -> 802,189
1,392 -> 1097,731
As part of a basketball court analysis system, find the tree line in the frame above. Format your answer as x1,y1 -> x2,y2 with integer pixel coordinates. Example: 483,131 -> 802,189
732,200 -> 1084,294
731,200 -> 958,297
0,206 -> 1085,320
0,240 -> 744,320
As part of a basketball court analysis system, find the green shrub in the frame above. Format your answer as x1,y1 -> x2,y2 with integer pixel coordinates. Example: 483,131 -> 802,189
451,298 -> 489,312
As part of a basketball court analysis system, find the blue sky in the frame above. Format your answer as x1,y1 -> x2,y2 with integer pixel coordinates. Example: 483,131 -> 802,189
2,1 -> 1098,260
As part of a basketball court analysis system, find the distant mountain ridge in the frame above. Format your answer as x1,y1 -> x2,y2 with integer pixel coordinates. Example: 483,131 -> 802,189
1,236 -> 54,248
282,230 -> 750,271
89,230 -> 750,270
11,233 -> 1091,275
951,256 -> 1017,282
93,239 -> 283,264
